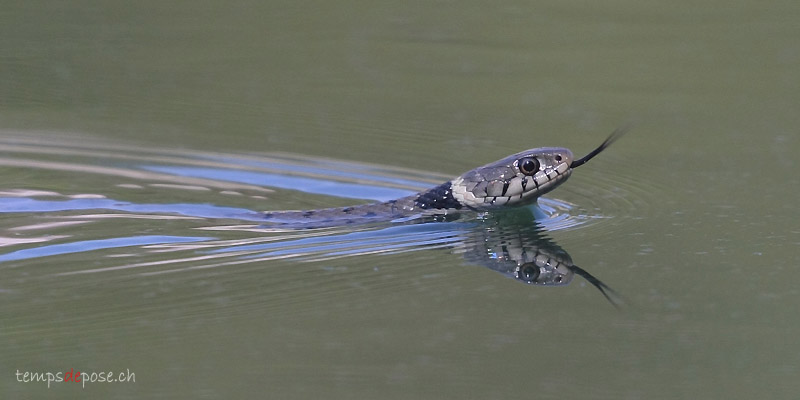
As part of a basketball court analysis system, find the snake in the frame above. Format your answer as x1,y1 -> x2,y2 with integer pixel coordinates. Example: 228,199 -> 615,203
263,128 -> 626,227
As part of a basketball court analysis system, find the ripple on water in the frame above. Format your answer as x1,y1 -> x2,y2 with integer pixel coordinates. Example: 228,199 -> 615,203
551,157 -> 665,238
0,130 -> 657,275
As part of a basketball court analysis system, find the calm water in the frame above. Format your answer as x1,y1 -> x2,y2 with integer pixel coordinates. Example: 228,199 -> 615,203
2,1 -> 799,399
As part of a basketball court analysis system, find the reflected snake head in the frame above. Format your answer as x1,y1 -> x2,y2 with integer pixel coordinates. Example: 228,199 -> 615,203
514,259 -> 575,286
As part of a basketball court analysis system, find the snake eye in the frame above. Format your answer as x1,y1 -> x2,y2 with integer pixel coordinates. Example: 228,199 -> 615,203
517,157 -> 540,176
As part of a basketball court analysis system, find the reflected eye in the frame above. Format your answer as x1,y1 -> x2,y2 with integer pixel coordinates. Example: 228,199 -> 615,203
516,263 -> 540,283
517,157 -> 540,176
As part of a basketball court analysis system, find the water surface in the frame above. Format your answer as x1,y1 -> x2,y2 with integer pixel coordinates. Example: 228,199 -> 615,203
2,1 -> 799,399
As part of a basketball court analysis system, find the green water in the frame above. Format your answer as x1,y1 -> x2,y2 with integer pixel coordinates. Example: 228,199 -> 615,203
2,1 -> 799,398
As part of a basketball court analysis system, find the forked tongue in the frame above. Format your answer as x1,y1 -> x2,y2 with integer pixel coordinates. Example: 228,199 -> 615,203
570,126 -> 630,169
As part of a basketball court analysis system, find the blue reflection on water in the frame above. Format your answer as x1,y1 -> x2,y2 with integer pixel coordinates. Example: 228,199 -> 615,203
141,166 -> 417,202
199,156 -> 429,190
0,197 -> 261,220
0,235 -> 210,263
211,222 -> 466,259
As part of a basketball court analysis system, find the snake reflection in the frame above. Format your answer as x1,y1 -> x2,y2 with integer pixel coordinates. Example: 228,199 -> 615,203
214,211 -> 623,307
456,216 -> 622,307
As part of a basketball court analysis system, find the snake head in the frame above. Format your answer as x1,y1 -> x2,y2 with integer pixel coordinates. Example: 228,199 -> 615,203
450,147 -> 574,208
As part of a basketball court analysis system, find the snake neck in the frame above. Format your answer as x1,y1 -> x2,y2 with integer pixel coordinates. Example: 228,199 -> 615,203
409,181 -> 464,211
261,180 -> 467,227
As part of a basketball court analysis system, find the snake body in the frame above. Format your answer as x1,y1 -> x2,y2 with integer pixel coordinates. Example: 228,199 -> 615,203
263,130 -> 625,227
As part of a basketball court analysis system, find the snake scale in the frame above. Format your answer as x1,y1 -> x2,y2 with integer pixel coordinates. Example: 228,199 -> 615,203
263,128 -> 626,227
